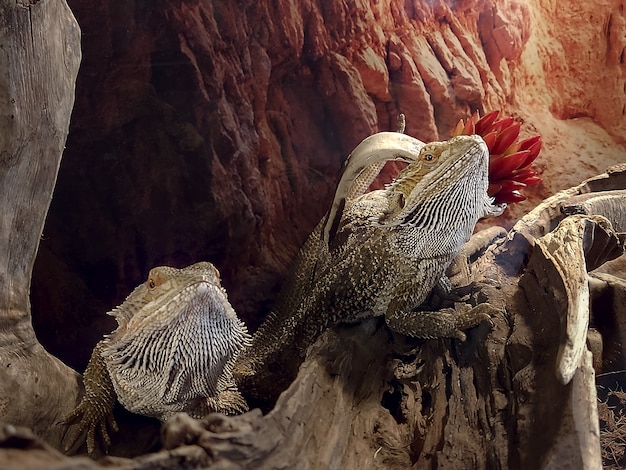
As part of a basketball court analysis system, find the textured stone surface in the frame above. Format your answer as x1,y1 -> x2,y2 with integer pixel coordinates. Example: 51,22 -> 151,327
30,0 -> 626,372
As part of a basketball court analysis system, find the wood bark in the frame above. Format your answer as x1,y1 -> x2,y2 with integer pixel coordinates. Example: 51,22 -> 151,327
0,0 -> 82,447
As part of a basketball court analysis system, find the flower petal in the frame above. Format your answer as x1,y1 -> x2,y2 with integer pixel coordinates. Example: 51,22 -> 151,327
462,118 -> 476,135
475,110 -> 500,135
452,119 -> 465,137
492,122 -> 521,155
518,135 -> 541,151
496,190 -> 527,203
489,116 -> 515,134
495,179 -> 527,191
519,140 -> 542,167
512,167 -> 536,179
481,131 -> 498,153
518,175 -> 542,186
489,150 -> 530,179
488,183 -> 503,195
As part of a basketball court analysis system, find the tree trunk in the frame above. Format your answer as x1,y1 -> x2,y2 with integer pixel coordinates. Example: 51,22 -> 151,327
0,0 -> 82,447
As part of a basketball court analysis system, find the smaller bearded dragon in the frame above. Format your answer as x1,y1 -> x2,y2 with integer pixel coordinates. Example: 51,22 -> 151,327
62,261 -> 251,455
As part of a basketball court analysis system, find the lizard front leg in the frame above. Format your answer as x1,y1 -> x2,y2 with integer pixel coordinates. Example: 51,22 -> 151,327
61,340 -> 118,455
385,303 -> 499,341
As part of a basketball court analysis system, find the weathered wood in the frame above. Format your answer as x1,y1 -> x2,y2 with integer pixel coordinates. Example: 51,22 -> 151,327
0,0 -> 82,447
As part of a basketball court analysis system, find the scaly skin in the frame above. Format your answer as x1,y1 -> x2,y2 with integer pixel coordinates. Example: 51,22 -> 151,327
62,261 -> 251,455
235,134 -> 505,403
241,131 -> 428,353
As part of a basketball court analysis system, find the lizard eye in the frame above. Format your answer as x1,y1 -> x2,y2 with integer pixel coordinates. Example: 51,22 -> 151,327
423,153 -> 434,161
146,270 -> 166,290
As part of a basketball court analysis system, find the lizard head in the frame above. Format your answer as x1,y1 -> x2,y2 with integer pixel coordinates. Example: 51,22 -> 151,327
109,262 -> 227,331
104,261 -> 251,396
379,134 -> 506,226
322,131 -> 425,248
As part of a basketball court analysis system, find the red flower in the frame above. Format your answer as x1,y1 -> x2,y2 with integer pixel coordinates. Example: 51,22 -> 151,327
452,111 -> 542,204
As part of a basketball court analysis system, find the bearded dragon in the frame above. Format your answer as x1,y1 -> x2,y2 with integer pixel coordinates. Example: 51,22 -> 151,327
235,134 -> 505,403
62,262 -> 251,455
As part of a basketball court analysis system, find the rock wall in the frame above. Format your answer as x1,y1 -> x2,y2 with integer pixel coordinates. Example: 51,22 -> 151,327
31,0 -> 625,369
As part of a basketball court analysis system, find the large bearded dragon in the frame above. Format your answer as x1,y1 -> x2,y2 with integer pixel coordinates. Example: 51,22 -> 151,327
235,133 -> 505,403
62,262 -> 251,455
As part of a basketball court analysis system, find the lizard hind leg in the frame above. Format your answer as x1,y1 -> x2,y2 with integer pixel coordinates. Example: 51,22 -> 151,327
385,303 -> 499,341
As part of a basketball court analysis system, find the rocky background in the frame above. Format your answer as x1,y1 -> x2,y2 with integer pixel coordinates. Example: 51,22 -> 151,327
30,0 -> 625,371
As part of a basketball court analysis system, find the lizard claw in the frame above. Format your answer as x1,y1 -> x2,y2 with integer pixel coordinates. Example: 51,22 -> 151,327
450,304 -> 497,341
59,340 -> 119,455
60,398 -> 118,455
452,302 -> 499,340
206,389 -> 249,416
386,302 -> 500,340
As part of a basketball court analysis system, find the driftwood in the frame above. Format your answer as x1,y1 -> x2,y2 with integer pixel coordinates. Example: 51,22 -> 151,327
0,0 -> 82,447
